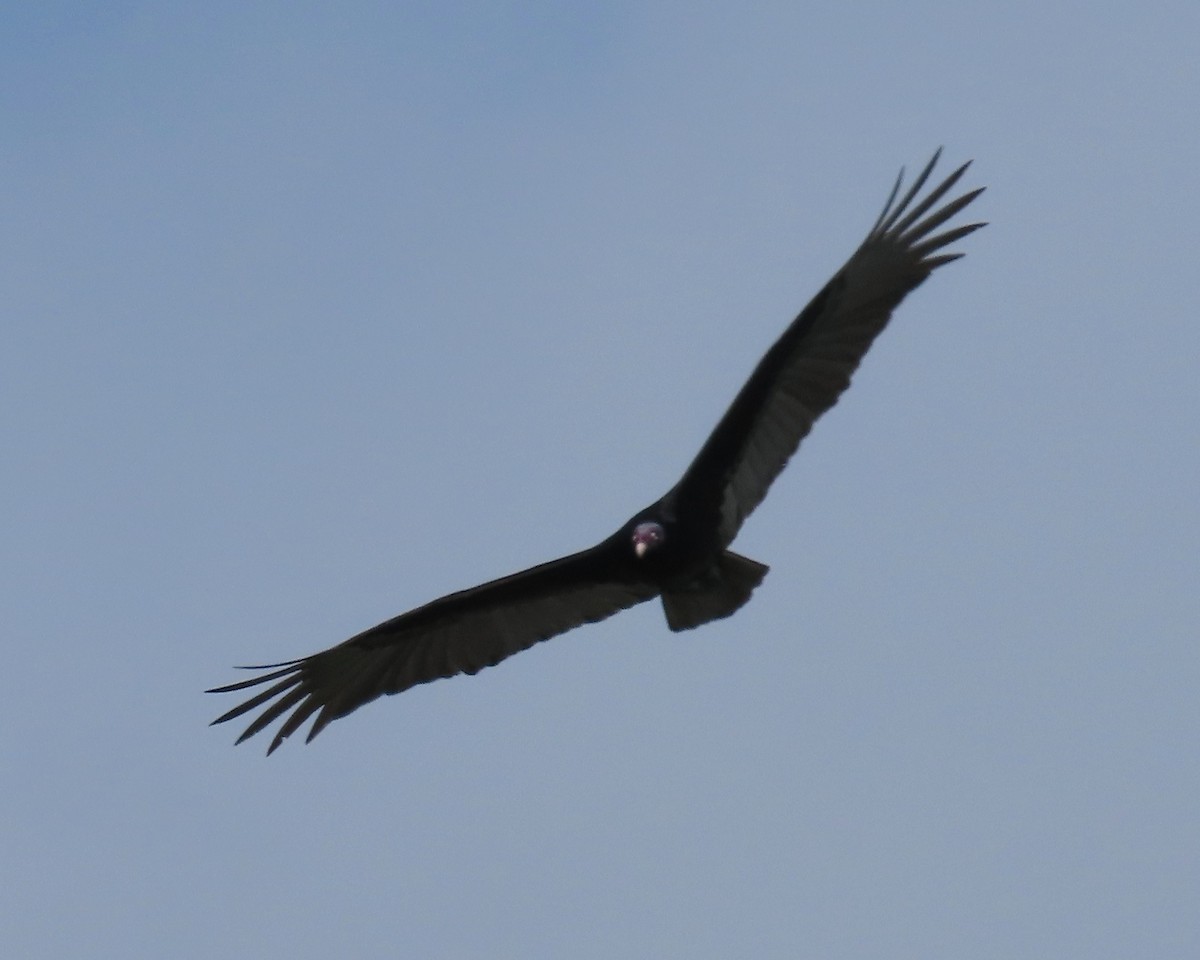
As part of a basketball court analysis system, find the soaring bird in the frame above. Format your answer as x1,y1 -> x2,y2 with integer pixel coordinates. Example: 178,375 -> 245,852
210,150 -> 985,753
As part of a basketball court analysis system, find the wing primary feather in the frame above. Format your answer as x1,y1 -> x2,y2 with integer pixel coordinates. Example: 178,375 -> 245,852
868,167 -> 907,235
919,252 -> 965,270
270,692 -> 327,751
209,672 -> 302,726
305,703 -> 345,745
206,663 -> 299,696
902,187 -> 986,245
878,149 -> 943,235
234,684 -> 308,745
887,161 -> 971,238
911,221 -> 986,260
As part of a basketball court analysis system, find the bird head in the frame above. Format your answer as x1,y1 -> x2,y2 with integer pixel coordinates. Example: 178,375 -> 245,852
631,521 -> 665,559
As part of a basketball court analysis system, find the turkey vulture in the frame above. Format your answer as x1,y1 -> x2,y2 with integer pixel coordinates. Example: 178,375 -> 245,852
210,150 -> 984,753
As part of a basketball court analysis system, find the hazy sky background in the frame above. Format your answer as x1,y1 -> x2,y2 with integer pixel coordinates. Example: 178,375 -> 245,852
4,3 -> 1197,958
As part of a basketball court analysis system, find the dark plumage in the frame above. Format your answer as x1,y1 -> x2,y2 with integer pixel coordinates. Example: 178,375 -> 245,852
210,150 -> 985,753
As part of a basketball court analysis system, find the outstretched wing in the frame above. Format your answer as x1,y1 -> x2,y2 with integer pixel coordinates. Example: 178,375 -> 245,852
209,543 -> 657,753
671,150 -> 985,543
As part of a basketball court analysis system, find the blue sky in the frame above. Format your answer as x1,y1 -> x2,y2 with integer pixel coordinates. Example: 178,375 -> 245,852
4,3 -> 1198,958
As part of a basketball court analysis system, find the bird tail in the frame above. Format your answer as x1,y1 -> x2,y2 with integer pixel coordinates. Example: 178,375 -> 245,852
661,550 -> 769,632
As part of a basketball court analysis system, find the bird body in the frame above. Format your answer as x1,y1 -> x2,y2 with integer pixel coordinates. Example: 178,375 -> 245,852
211,151 -> 985,753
